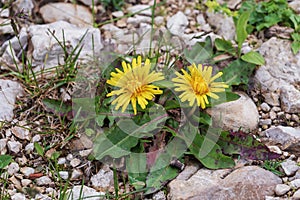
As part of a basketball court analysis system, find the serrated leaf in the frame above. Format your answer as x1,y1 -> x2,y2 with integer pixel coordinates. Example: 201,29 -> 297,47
221,59 -> 256,86
93,113 -> 168,160
34,142 -> 44,157
236,11 -> 251,54
241,51 -> 265,65
0,155 -> 12,169
218,130 -> 281,160
184,37 -> 213,64
215,38 -> 236,55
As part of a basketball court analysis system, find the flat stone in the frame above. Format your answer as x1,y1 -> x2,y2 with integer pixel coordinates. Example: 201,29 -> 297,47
294,189 -> 300,200
11,193 -> 26,200
70,158 -> 81,167
253,37 -> 300,108
281,160 -> 299,176
280,84 -> 300,113
167,11 -> 188,36
21,179 -> 32,187
7,141 -> 22,154
20,167 -> 35,177
152,191 -> 166,200
127,15 -> 152,26
168,166 -> 281,200
70,169 -> 82,180
0,18 -> 14,34
206,92 -> 259,131
27,21 -> 103,73
275,184 -> 290,196
291,179 -> 300,189
261,126 -> 300,156
91,167 -> 114,189
206,11 -> 235,40
7,162 -> 19,175
261,102 -> 271,112
0,139 -> 7,154
39,3 -> 93,27
112,11 -> 124,18
36,176 -> 52,186
11,124 -> 31,141
59,171 -> 69,180
127,4 -> 152,16
65,185 -> 105,200
0,80 -> 24,122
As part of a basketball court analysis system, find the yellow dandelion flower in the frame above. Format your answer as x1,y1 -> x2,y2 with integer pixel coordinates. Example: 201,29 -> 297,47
172,64 -> 228,109
106,56 -> 164,115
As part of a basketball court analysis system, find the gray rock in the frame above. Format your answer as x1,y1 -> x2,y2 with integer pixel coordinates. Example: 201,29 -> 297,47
20,167 -> 35,177
154,16 -> 164,26
32,135 -> 41,142
27,21 -> 103,73
291,179 -> 300,189
280,85 -> 300,113
294,189 -> 300,200
127,15 -> 152,26
78,0 -> 93,6
0,80 -> 24,122
101,24 -> 124,38
275,184 -> 290,196
206,92 -> 259,131
261,102 -> 271,112
259,119 -> 272,126
152,191 -> 166,200
0,18 -> 14,34
21,179 -> 32,187
39,3 -> 93,27
196,14 -> 212,32
281,160 -> 299,176
11,193 -> 26,200
289,0 -> 300,14
65,185 -> 105,200
59,171 -> 69,180
7,141 -> 22,154
7,162 -> 19,175
206,11 -> 235,40
127,4 -> 152,16
70,158 -> 81,167
91,167 -> 113,189
253,37 -> 300,108
36,176 -> 52,186
25,143 -> 34,152
261,126 -> 300,156
265,196 -> 280,200
11,124 -> 31,141
0,139 -> 7,154
167,11 -> 189,36
112,11 -> 124,18
12,0 -> 34,16
58,157 -> 67,165
168,166 -> 281,200
70,169 -> 82,180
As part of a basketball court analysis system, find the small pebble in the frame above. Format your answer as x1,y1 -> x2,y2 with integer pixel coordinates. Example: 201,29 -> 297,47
21,179 -> 32,187
25,143 -> 34,152
290,179 -> 300,189
281,160 -> 299,176
293,189 -> 300,200
71,169 -> 82,180
112,10 -> 124,18
20,167 -> 34,177
275,184 -> 290,196
8,162 -> 20,175
11,193 -> 26,200
66,154 -> 73,161
32,135 -> 41,142
259,119 -> 272,126
58,157 -> 67,165
292,114 -> 300,122
277,112 -> 285,117
269,111 -> 277,120
286,114 -> 292,120
59,171 -> 69,180
70,158 -> 81,167
36,176 -> 52,186
260,102 -> 271,112
271,106 -> 281,112
7,141 -> 22,154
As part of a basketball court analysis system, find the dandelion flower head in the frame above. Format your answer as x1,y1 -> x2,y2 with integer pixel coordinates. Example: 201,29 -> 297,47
106,56 -> 164,115
172,64 -> 228,109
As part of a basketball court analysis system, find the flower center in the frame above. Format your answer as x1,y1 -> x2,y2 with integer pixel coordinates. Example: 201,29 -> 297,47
192,77 -> 209,95
127,80 -> 143,96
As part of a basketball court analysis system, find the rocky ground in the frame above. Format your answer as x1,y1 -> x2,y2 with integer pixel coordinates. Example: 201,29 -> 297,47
0,0 -> 300,199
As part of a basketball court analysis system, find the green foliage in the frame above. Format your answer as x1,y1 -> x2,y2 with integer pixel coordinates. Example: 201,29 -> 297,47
0,155 -> 12,169
262,160 -> 284,176
241,51 -> 265,65
205,0 -> 238,17
239,0 -> 300,54
236,11 -> 251,56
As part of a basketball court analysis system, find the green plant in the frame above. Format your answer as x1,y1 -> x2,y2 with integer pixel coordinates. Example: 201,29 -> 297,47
238,0 -> 300,54
99,0 -> 124,11
262,160 -> 284,176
